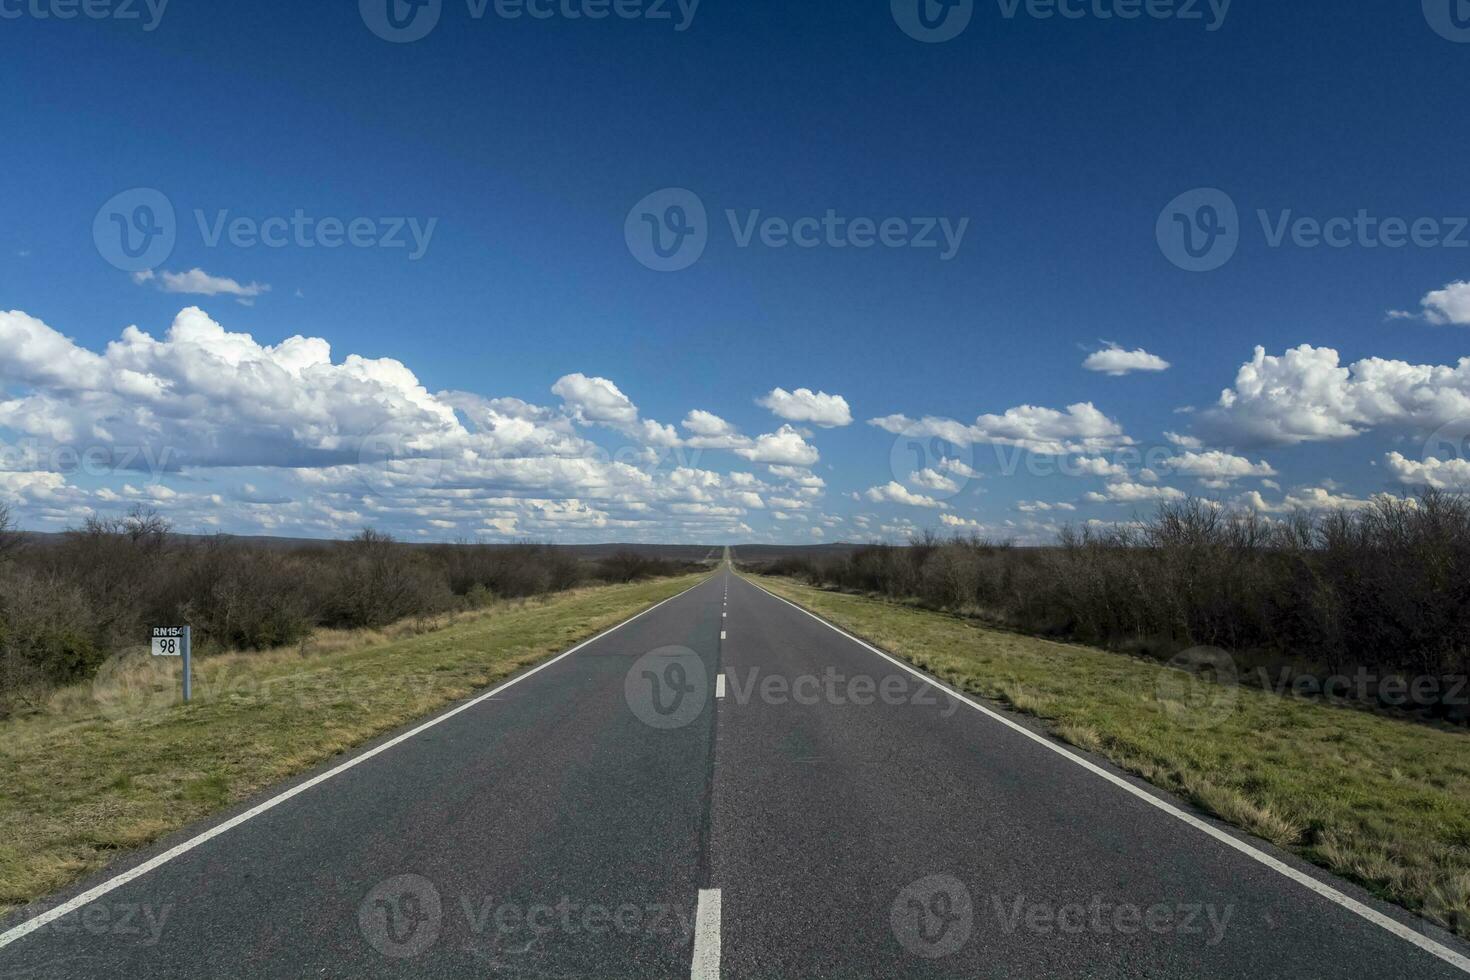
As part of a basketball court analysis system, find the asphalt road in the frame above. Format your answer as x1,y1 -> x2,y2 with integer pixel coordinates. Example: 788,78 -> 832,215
3,566 -> 1469,978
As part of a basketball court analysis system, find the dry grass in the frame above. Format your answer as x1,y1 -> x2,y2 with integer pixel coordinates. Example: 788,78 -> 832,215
756,575 -> 1470,939
0,574 -> 704,917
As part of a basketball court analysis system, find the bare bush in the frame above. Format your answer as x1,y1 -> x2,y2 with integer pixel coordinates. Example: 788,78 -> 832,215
172,539 -> 314,650
0,565 -> 104,692
320,529 -> 455,630
0,502 -> 18,561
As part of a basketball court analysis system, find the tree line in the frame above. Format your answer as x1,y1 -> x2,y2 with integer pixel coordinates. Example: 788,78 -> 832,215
0,504 -> 695,710
745,491 -> 1470,723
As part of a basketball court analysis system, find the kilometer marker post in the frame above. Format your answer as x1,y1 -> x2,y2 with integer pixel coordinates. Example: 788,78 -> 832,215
151,625 -> 193,703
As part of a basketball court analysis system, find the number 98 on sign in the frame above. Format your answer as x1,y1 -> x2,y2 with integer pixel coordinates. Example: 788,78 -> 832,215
151,627 -> 186,658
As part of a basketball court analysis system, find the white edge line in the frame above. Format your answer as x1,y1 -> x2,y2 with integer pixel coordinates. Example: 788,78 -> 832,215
0,575 -> 715,952
740,575 -> 1470,976
690,888 -> 722,980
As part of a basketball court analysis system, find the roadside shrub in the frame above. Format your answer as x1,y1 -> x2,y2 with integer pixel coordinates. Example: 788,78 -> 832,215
319,530 -> 455,630
597,551 -> 686,583
431,541 -> 587,599
0,565 -> 105,690
39,506 -> 174,652
171,540 -> 315,650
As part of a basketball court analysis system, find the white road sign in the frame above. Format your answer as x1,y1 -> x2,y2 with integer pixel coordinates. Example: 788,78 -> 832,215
151,627 -> 186,658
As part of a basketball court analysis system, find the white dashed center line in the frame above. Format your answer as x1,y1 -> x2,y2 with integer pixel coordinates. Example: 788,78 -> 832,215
691,889 -> 722,979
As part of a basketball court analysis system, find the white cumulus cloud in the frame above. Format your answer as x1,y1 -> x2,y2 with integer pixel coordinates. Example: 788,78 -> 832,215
553,373 -> 680,447
1236,487 -> 1376,513
683,409 -> 737,439
1083,344 -> 1171,376
553,373 -> 642,427
1201,344 -> 1470,446
734,425 -> 820,466
757,387 -> 853,428
1420,280 -> 1470,326
865,482 -> 948,509
1084,483 -> 1187,504
870,402 -> 1128,456
0,308 -> 837,544
909,468 -> 960,493
1162,450 -> 1276,483
1164,431 -> 1203,450
1017,500 -> 1076,513
1384,452 -> 1470,489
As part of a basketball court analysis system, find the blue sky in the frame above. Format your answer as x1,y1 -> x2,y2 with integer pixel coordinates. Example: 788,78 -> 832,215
3,0 -> 1470,542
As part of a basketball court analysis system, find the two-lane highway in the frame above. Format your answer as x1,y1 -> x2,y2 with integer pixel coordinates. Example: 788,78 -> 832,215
3,566 -> 1469,977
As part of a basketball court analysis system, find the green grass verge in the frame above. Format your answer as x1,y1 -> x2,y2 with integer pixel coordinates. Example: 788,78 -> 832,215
0,574 -> 705,917
753,575 -> 1470,940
